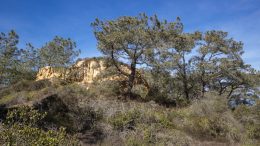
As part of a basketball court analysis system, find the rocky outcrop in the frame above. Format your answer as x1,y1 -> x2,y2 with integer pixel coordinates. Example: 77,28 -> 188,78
36,58 -> 106,84
36,58 -> 149,88
37,66 -> 67,80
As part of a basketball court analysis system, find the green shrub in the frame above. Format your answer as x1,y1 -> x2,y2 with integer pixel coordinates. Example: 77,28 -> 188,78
109,109 -> 141,131
0,106 -> 79,146
175,97 -> 190,107
185,93 -> 243,142
4,106 -> 46,126
246,123 -> 260,139
142,110 -> 175,129
11,79 -> 51,92
131,85 -> 149,99
0,80 -> 52,100
88,80 -> 122,98
0,94 -> 16,105
190,114 -> 242,141
124,123 -> 192,146
57,83 -> 89,98
146,86 -> 172,104
233,102 -> 260,140
34,92 -> 103,133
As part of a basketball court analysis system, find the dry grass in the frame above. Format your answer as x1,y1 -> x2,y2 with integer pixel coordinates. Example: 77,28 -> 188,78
1,80 -> 260,145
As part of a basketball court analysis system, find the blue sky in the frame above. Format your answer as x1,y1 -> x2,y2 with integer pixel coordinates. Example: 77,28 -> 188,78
0,0 -> 259,69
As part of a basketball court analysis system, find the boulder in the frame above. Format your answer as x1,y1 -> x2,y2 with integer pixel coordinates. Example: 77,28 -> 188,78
228,93 -> 256,109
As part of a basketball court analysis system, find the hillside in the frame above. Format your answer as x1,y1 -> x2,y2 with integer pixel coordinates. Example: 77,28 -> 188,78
1,13 -> 260,146
0,63 -> 260,145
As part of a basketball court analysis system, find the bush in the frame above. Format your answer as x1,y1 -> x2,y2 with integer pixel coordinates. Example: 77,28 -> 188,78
106,105 -> 192,145
233,102 -> 260,140
184,93 -> 243,142
0,106 -> 79,146
0,80 -> 56,106
11,80 -> 51,92
124,123 -> 192,146
88,80 -> 122,98
57,83 -> 89,100
109,109 -> 141,131
131,85 -> 149,99
34,92 -> 103,133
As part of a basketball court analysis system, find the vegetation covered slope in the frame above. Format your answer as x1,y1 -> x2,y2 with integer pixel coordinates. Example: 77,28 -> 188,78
0,80 -> 260,145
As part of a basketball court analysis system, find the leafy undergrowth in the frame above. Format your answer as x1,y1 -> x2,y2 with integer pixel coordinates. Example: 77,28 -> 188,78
0,80 -> 260,145
0,106 -> 79,146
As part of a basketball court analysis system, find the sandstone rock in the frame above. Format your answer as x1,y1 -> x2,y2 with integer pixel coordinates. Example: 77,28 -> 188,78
37,66 -> 66,80
37,58 -> 104,84
36,58 -> 149,89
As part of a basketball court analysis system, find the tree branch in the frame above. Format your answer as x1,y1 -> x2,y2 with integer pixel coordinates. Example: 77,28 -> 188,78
110,46 -> 129,77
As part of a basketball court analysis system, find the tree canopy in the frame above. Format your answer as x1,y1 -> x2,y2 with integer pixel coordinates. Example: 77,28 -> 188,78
93,13 -> 258,101
0,32 -> 80,86
39,36 -> 80,68
92,14 -> 156,97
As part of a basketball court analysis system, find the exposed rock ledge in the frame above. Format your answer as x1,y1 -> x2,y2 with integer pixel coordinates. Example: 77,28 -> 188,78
36,57 -> 149,88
